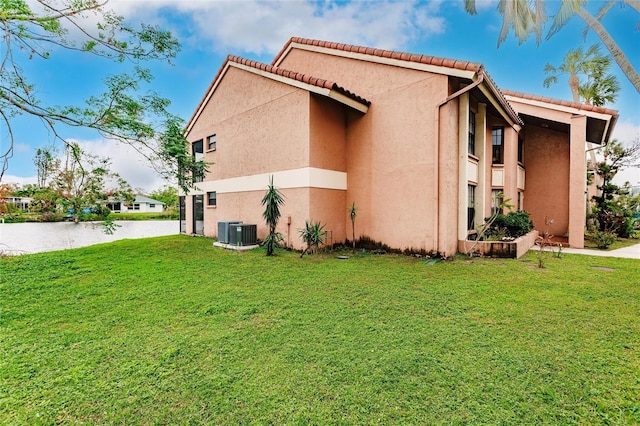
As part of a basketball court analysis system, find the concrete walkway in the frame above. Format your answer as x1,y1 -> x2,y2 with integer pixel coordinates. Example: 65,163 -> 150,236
532,242 -> 640,260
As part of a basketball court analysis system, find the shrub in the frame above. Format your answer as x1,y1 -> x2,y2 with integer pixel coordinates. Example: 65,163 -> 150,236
487,211 -> 533,239
592,231 -> 617,249
299,220 -> 327,258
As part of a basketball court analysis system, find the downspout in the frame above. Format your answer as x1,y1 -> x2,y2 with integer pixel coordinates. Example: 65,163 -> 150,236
433,69 -> 484,255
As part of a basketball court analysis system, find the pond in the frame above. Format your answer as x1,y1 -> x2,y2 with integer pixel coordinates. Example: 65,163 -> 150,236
0,220 -> 179,255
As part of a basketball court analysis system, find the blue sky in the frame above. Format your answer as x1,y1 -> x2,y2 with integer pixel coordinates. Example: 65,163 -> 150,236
2,0 -> 639,191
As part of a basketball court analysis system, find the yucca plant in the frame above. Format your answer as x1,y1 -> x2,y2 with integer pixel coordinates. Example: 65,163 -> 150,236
349,202 -> 357,253
299,220 -> 327,258
261,176 -> 285,256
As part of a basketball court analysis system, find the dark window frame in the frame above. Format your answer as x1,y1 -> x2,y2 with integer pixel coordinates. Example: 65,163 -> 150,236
468,111 -> 476,156
208,134 -> 216,151
467,184 -> 476,231
207,191 -> 217,207
192,139 -> 204,183
492,127 -> 504,164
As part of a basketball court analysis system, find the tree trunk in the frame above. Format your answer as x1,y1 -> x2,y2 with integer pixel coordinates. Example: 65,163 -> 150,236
569,73 -> 580,103
576,7 -> 640,93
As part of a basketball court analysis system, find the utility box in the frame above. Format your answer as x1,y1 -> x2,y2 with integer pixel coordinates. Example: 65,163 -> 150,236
229,224 -> 257,246
217,221 -> 242,244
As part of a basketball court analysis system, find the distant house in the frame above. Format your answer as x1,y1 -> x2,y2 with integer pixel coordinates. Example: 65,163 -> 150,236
107,195 -> 165,213
181,37 -> 618,255
5,196 -> 32,211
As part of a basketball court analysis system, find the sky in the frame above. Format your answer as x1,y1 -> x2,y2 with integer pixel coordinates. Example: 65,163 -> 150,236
2,0 -> 639,192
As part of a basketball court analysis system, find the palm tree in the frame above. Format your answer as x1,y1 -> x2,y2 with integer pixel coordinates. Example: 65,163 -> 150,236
261,175 -> 285,256
543,44 -> 619,106
464,0 -> 640,92
579,57 -> 620,106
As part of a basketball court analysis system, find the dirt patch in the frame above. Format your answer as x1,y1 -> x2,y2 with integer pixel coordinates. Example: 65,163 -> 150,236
592,266 -> 615,272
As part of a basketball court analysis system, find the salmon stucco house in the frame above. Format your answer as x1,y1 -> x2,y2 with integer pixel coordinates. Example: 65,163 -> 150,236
180,37 -> 618,256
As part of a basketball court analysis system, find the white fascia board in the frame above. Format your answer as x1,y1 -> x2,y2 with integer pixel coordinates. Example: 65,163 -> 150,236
478,84 -> 519,130
279,43 -> 477,80
504,95 -> 613,121
185,167 -> 347,195
231,62 -> 368,113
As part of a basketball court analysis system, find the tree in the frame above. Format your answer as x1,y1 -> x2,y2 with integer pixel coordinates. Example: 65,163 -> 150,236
543,44 -> 619,105
261,176 -> 285,256
0,0 -> 202,186
34,146 -> 60,188
149,185 -> 178,210
591,138 -> 640,237
464,0 -> 640,92
158,117 -> 208,194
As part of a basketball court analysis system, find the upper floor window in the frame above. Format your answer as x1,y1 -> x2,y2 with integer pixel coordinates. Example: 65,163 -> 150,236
208,134 -> 216,151
468,111 -> 476,156
192,140 -> 204,183
518,137 -> 524,163
492,127 -> 504,164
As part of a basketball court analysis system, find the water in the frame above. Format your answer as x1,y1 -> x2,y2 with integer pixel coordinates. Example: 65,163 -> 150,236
0,220 -> 179,255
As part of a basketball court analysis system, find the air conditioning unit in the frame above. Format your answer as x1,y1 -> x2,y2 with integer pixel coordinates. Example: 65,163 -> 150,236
217,221 -> 242,244
228,224 -> 257,246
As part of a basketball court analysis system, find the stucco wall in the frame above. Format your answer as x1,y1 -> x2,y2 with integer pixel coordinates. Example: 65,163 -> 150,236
189,67 -> 311,179
280,48 -> 454,253
523,126 -> 570,237
309,94 -> 347,172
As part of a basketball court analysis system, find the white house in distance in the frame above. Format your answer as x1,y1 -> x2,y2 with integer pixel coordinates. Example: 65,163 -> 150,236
107,195 -> 165,213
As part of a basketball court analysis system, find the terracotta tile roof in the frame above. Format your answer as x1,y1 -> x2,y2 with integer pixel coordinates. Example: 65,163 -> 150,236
186,54 -> 370,132
273,37 -> 524,125
273,36 -> 482,73
502,90 -> 619,117
478,69 -> 523,126
227,55 -> 371,106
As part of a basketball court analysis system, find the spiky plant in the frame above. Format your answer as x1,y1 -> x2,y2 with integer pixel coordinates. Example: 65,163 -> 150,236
261,175 -> 285,256
349,202 -> 357,252
299,220 -> 327,258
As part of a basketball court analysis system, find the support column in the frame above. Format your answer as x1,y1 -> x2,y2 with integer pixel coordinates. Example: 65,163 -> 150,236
569,115 -> 587,248
503,126 -> 519,211
475,103 -> 487,227
457,93 -> 469,242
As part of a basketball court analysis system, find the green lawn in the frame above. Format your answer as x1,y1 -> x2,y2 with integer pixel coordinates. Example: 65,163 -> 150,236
1,236 -> 638,424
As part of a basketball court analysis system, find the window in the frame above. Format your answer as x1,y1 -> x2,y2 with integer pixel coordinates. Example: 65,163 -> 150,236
491,189 -> 503,215
492,127 -> 504,164
468,111 -> 476,156
207,191 -> 217,207
518,137 -> 524,163
467,185 -> 476,231
192,140 -> 204,183
133,203 -> 140,211
149,204 -> 155,208
517,191 -> 523,211
208,134 -> 216,151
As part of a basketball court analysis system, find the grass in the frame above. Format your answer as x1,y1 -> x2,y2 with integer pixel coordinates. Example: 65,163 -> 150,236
1,236 -> 638,424
584,234 -> 640,250
110,210 -> 178,221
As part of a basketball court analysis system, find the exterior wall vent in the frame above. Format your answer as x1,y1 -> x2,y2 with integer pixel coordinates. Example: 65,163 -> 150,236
229,224 -> 257,246
217,221 -> 243,244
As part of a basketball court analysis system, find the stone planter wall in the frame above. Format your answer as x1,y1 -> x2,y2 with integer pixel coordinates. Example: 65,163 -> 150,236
458,230 -> 539,259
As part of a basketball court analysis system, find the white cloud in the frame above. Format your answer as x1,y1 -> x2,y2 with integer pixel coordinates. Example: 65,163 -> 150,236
611,119 -> 640,186
2,174 -> 37,187
71,138 -> 171,193
110,0 -> 446,55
